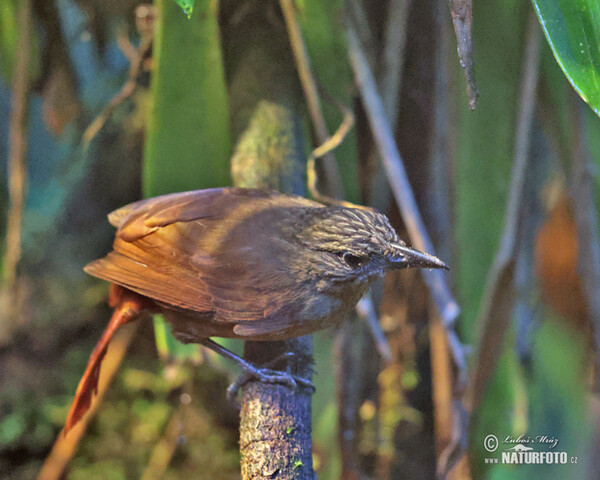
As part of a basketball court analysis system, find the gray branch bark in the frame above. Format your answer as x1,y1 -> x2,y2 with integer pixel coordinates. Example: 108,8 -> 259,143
231,100 -> 316,480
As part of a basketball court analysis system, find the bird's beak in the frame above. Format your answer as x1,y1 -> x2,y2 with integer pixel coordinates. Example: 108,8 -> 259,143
386,243 -> 449,270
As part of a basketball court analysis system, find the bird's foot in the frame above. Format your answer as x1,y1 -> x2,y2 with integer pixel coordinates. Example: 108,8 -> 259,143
198,339 -> 314,403
226,352 -> 314,402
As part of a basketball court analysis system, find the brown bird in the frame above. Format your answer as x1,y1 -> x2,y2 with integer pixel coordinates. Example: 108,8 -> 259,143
65,187 -> 447,432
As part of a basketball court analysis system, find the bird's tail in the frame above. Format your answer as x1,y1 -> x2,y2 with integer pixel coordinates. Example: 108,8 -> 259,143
63,286 -> 146,434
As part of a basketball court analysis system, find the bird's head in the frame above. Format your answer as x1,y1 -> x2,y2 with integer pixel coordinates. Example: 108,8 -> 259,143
296,206 -> 448,285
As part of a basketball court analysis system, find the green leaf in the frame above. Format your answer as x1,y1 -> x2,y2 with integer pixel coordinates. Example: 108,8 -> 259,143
532,0 -> 600,116
173,0 -> 195,18
145,0 -> 231,194
144,0 -> 232,358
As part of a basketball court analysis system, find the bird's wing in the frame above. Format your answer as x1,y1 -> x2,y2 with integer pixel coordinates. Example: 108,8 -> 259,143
86,188 -> 320,324
108,187 -> 317,238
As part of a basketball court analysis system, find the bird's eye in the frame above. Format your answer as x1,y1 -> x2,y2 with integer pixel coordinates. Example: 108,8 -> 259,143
341,252 -> 364,269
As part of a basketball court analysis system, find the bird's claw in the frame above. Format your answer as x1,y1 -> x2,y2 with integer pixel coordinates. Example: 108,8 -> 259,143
226,364 -> 314,403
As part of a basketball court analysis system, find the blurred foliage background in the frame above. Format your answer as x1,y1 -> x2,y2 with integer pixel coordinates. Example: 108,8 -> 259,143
1,0 -> 600,479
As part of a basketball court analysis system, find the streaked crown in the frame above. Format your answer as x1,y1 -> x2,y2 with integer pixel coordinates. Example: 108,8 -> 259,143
296,206 -> 447,283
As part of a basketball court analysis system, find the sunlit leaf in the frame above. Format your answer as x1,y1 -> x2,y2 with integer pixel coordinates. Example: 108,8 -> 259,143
532,0 -> 600,116
173,0 -> 195,18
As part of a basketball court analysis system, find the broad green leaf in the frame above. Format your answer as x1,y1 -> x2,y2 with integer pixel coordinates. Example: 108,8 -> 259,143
144,0 -> 231,195
532,0 -> 600,116
540,39 -> 600,219
144,0 -> 231,358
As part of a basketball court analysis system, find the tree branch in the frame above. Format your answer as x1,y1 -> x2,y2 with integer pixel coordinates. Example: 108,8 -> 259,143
232,101 -> 316,480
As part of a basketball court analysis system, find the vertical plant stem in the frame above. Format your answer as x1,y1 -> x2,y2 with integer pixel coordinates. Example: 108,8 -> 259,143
429,1 -> 457,474
457,16 -> 540,472
467,14 -> 541,413
570,99 -> 600,386
341,4 -> 411,477
379,0 -> 411,123
4,0 -> 31,287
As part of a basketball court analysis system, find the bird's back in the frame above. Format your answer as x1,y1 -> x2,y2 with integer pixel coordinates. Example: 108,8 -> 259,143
85,188 -> 327,339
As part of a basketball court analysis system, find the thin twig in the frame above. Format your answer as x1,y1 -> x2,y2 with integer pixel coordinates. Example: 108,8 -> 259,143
447,0 -> 478,109
310,101 -> 354,160
452,18 -> 541,473
429,2 -> 460,476
356,294 -> 393,365
279,0 -> 345,198
37,323 -> 140,480
346,0 -> 377,68
306,103 -> 360,209
466,12 -> 541,414
347,21 -> 463,357
81,13 -> 154,148
4,0 -> 32,287
140,387 -> 190,480
379,0 -> 412,123
445,17 -> 540,474
429,318 -> 453,471
355,0 -> 411,210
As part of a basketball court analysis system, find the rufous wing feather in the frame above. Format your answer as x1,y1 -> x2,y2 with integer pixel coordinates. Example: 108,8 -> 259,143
85,188 -> 320,325
110,187 -> 319,241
